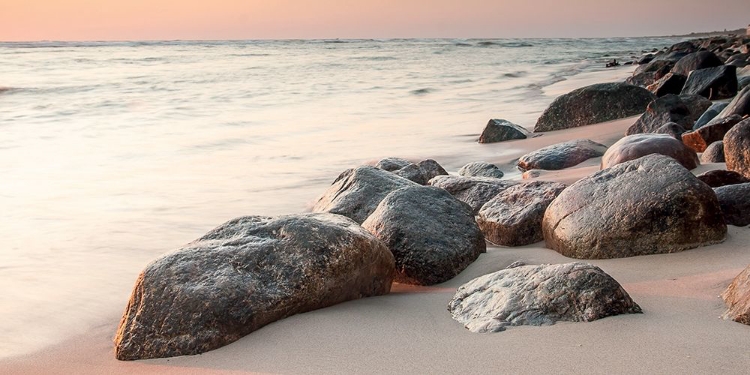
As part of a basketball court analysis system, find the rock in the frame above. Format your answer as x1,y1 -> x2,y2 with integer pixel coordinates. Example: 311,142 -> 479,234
647,73 -> 686,97
681,65 -> 738,100
602,134 -> 699,170
697,169 -> 748,188
682,115 -> 743,153
477,181 -> 567,246
679,94 -> 713,124
375,158 -> 448,186
634,59 -> 675,77
700,141 -> 726,163
448,263 -> 642,333
416,159 -> 448,181
671,51 -> 723,76
694,102 -> 729,130
668,41 -> 697,53
542,155 -> 726,259
637,54 -> 654,64
627,94 -> 692,135
721,266 -> 750,325
654,122 -> 687,140
114,213 -> 395,360
739,76 -> 750,91
715,86 -> 750,119
534,83 -> 655,132
626,72 -> 658,88
375,157 -> 411,171
479,119 -> 530,143
654,51 -> 692,63
362,186 -> 485,286
458,161 -> 504,179
428,175 -> 518,215
727,53 -> 750,67
312,166 -> 417,223
724,118 -> 750,179
392,163 -> 428,185
713,183 -> 750,226
521,170 -> 542,179
517,139 -> 608,171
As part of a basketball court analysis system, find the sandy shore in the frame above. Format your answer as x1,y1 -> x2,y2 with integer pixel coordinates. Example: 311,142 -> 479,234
4,113 -> 750,374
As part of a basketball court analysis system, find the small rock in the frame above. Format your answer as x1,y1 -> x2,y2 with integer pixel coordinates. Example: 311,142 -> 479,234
517,139 -> 608,171
700,141 -> 726,163
479,119 -> 530,143
458,161 -> 504,179
602,134 -> 699,170
417,159 -> 448,181
721,266 -> 750,325
713,183 -> 750,226
392,163 -> 428,185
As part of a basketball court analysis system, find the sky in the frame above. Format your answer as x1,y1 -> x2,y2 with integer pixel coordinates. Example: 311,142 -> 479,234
1,0 -> 749,41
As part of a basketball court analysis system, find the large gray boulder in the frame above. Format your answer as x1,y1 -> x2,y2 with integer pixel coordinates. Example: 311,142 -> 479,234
517,139 -> 608,171
542,155 -> 726,259
601,134 -> 699,170
362,186 -> 485,286
671,51 -> 723,76
477,181 -> 567,247
312,166 -> 417,223
681,65 -> 738,100
479,119 -> 530,143
724,118 -> 750,179
714,183 -> 750,226
534,83 -> 655,132
647,72 -> 686,97
722,266 -> 750,325
448,262 -> 641,333
114,213 -> 395,360
458,161 -> 504,179
429,175 -> 519,214
682,115 -> 744,153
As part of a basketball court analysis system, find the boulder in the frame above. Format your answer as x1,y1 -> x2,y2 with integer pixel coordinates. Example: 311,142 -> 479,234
392,163 -> 428,185
726,53 -> 750,67
682,115 -> 744,152
696,170 -> 748,188
739,76 -> 750,91
602,134 -> 699,170
713,183 -> 750,226
647,73 -> 686,97
626,72 -> 658,88
654,122 -> 687,140
517,139 -> 608,171
312,166 -> 417,223
458,161 -> 504,179
721,266 -> 750,325
637,54 -> 654,65
375,157 -> 411,171
477,181 -> 567,246
375,158 -> 448,185
534,83 -> 655,132
429,175 -> 519,215
542,155 -> 726,259
362,186 -> 485,286
679,94 -> 713,124
671,51 -> 723,76
668,41 -> 697,54
694,102 -> 729,130
700,141 -> 726,163
448,263 -> 641,333
724,118 -> 750,179
479,119 -> 530,143
715,86 -> 750,119
627,94 -> 692,135
634,59 -> 675,77
114,213 -> 395,360
417,159 -> 448,181
681,65 -> 738,100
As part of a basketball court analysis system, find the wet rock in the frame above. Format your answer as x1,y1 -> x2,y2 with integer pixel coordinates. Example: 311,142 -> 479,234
448,263 -> 641,333
682,115 -> 744,152
694,102 -> 729,130
362,186 -> 485,286
697,170 -> 749,188
724,118 -> 750,179
477,181 -> 567,246
713,183 -> 750,226
428,175 -> 519,215
534,83 -> 655,132
479,119 -> 530,143
312,166 -> 417,223
647,72 -> 686,97
681,65 -> 738,100
655,122 -> 687,140
458,161 -> 504,179
114,213 -> 395,360
671,51 -> 723,76
517,139 -> 608,171
602,134 -> 699,170
721,266 -> 750,325
700,141 -> 726,163
543,155 -> 726,259
627,94 -> 692,135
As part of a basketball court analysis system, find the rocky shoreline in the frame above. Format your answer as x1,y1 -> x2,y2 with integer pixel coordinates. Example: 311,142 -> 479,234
114,35 -> 750,361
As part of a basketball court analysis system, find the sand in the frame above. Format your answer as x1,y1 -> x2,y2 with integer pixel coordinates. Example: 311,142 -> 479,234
4,112 -> 750,374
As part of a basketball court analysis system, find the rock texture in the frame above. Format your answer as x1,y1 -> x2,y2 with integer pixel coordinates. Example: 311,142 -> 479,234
671,51 -> 723,76
477,181 -> 567,247
114,213 -> 395,360
479,119 -> 530,143
601,134 -> 700,170
543,155 -> 726,259
627,94 -> 692,135
724,118 -> 750,179
713,183 -> 750,226
721,266 -> 750,325
534,83 -> 655,132
655,122 -> 687,140
647,73 -> 686,97
681,65 -> 738,100
448,263 -> 641,333
375,157 -> 411,171
417,159 -> 449,182
375,158 -> 448,185
362,186 -> 486,286
694,102 -> 729,130
700,141 -> 726,163
715,86 -> 750,119
682,115 -> 743,153
517,139 -> 608,171
697,169 -> 748,188
458,161 -> 505,179
312,166 -> 417,223
429,175 -> 519,214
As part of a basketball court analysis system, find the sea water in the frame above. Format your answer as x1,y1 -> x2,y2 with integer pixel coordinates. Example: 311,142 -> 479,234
0,37 -> 681,358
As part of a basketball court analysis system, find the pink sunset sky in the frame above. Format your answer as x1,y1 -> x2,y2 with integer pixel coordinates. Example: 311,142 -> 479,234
1,0 -> 749,41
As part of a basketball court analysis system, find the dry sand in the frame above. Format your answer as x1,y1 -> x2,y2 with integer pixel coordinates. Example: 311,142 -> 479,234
4,114 -> 750,374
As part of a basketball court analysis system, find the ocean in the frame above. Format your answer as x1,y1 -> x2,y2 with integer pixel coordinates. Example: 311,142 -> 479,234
0,37 -> 682,358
